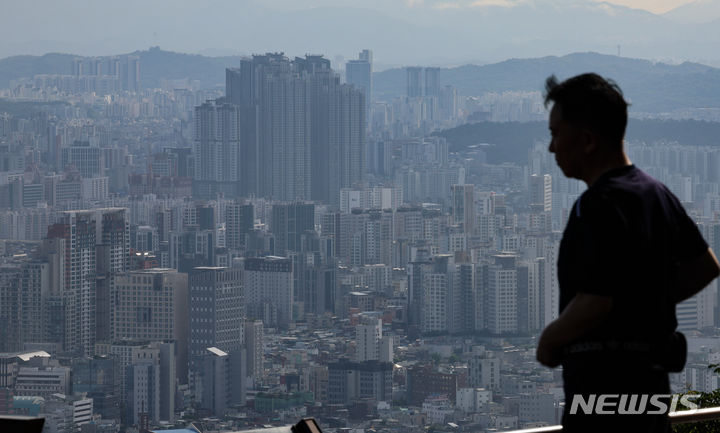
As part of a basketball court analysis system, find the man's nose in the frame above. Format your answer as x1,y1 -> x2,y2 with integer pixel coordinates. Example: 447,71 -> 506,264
548,139 -> 555,153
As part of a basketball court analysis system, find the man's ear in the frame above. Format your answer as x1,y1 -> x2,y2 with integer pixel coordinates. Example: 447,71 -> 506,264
581,129 -> 598,154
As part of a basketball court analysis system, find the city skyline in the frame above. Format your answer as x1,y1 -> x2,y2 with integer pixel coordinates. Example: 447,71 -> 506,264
1,2 -> 720,427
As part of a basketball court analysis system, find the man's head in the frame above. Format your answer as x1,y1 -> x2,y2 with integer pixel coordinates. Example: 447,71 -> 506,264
545,73 -> 629,180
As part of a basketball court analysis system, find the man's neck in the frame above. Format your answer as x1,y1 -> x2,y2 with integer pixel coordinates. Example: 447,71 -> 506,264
584,152 -> 632,187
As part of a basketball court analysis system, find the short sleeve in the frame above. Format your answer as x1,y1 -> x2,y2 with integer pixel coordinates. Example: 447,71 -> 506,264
667,192 -> 708,262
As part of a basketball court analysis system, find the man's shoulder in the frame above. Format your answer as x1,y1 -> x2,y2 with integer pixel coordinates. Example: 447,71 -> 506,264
588,166 -> 673,206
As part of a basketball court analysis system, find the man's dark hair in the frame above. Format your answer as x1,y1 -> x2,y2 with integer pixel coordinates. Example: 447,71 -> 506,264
544,73 -> 629,147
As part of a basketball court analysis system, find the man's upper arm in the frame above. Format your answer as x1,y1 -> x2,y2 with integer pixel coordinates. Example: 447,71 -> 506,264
674,248 -> 720,304
668,192 -> 717,303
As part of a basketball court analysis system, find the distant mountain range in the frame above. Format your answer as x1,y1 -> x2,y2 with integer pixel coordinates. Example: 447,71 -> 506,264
437,119 -> 720,165
0,47 -> 239,90
374,52 -> 720,113
1,49 -> 720,114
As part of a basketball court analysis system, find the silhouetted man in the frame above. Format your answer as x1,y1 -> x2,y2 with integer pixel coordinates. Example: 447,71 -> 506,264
536,73 -> 720,433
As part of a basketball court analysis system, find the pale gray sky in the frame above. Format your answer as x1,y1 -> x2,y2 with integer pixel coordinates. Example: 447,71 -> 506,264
1,0 -> 718,66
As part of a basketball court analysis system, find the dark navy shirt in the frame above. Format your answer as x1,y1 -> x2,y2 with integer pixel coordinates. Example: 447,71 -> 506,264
558,165 -> 708,343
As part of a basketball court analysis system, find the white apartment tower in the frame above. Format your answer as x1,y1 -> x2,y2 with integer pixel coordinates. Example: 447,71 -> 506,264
486,254 -> 518,334
355,313 -> 393,363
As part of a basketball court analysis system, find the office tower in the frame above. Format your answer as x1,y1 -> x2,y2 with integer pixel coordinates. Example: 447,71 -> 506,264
224,54 -> 365,204
189,267 -> 243,360
193,100 -> 241,198
189,267 -> 245,405
346,49 -> 372,112
424,67 -> 440,97
199,347 -> 231,415
95,341 -> 150,411
46,208 -> 129,356
406,67 -> 423,97
225,203 -> 254,250
72,356 -> 118,420
243,256 -> 293,328
327,359 -> 393,405
124,352 -> 156,428
452,184 -> 475,234
60,140 -> 102,178
110,269 -> 189,384
271,202 -> 315,256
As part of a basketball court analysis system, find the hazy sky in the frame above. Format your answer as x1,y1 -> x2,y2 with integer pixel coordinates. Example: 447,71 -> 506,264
260,0 -> 698,13
1,0 -> 718,66
601,0 -> 695,13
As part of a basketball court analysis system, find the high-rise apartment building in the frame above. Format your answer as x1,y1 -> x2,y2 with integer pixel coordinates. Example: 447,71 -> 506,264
193,100 -> 241,198
225,203 -> 254,250
46,208 -> 129,356
0,266 -> 22,352
529,174 -> 552,213
120,55 -> 141,92
452,184 -> 475,234
424,67 -> 440,97
224,53 -> 365,204
346,49 -> 373,113
355,312 -> 393,363
271,202 -> 315,256
406,67 -> 423,98
486,254 -> 518,334
244,319 -> 264,383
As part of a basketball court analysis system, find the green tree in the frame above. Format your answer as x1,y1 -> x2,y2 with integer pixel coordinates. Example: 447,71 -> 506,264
673,365 -> 720,433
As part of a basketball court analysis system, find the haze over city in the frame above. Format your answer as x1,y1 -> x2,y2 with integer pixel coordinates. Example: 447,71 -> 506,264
1,0 -> 720,432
